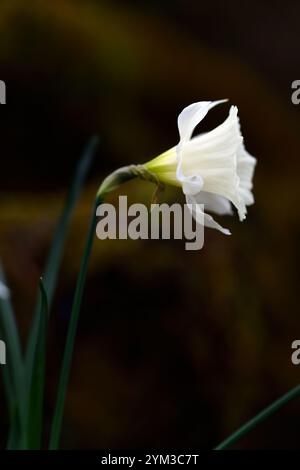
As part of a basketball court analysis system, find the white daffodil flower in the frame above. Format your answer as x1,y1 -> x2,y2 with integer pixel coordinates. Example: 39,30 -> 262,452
0,280 -> 10,300
145,100 -> 256,235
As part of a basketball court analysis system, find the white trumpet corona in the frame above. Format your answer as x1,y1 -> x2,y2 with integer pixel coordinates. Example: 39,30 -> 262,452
145,100 -> 256,235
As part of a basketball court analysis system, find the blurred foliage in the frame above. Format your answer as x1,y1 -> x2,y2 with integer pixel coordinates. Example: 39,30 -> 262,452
0,0 -> 300,449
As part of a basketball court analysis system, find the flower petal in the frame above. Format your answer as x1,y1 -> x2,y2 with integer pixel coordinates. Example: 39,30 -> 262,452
193,191 -> 233,215
186,195 -> 231,235
177,100 -> 227,142
177,166 -> 204,196
176,100 -> 227,196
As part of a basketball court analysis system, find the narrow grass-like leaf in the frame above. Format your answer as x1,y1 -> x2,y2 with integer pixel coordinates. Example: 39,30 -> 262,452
6,403 -> 22,450
49,196 -> 101,450
26,279 -> 48,449
215,384 -> 300,449
0,263 -> 25,448
25,136 -> 99,404
2,367 -> 22,450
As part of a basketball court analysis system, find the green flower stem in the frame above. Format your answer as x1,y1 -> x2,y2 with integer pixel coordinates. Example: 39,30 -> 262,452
49,166 -> 138,450
215,384 -> 300,450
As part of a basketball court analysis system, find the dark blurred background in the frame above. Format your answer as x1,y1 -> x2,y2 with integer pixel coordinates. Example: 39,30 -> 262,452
0,0 -> 300,449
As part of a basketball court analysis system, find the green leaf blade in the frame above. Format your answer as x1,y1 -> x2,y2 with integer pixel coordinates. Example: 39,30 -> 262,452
0,263 -> 25,449
26,279 -> 48,450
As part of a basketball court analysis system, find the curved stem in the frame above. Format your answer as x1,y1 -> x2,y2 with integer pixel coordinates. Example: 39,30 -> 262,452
49,166 -> 137,450
215,384 -> 300,450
